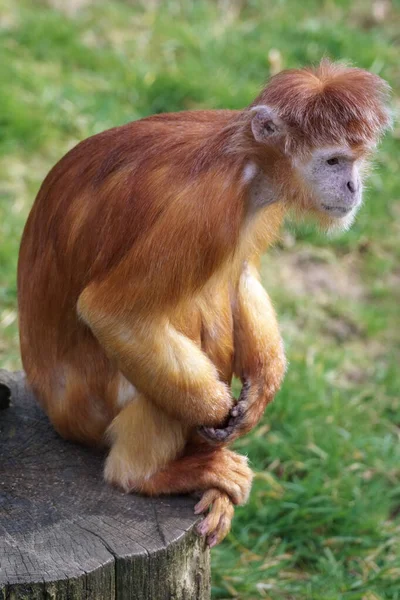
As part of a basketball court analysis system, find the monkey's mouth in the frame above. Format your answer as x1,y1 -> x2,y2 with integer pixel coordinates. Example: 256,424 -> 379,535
321,203 -> 353,216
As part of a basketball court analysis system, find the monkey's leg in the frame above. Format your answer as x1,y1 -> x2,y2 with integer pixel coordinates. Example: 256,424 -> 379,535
105,395 -> 252,546
78,285 -> 232,428
104,392 -> 189,492
39,366 -> 114,446
200,261 -> 286,444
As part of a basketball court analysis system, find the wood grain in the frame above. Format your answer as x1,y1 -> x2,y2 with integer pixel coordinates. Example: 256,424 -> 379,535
0,371 -> 210,599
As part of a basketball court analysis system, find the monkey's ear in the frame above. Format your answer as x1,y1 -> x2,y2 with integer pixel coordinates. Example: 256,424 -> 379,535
250,105 -> 286,143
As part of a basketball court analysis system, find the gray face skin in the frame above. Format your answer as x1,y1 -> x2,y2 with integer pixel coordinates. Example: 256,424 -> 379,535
297,147 -> 363,220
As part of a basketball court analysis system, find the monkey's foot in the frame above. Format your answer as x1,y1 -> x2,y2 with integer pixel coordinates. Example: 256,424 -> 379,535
194,489 -> 234,547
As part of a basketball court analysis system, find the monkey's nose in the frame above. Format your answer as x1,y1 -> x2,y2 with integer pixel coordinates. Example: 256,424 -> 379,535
347,180 -> 357,193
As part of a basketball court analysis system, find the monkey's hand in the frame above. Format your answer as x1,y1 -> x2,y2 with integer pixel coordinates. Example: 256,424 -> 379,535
198,380 -> 263,445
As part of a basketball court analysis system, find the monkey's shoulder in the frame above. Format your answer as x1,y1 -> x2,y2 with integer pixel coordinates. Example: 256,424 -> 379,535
136,108 -> 240,126
43,109 -> 240,189
74,108 -> 240,150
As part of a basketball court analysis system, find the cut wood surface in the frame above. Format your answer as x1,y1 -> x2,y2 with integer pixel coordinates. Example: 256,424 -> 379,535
0,370 -> 210,600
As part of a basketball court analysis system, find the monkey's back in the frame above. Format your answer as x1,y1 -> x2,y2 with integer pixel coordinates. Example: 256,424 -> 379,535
17,110 -> 242,431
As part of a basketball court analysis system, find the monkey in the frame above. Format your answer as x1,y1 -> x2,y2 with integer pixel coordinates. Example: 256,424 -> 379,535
17,60 -> 390,547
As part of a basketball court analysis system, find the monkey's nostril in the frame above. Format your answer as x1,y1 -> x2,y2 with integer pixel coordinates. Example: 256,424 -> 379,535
347,180 -> 357,193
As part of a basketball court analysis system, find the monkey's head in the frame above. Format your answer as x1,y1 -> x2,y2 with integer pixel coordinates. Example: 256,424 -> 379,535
249,60 -> 391,231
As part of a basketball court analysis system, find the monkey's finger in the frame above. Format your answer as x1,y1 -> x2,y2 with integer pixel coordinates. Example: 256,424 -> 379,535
197,401 -> 252,443
209,425 -> 246,445
197,497 -> 225,536
194,488 -> 220,514
197,421 -> 246,444
207,513 -> 232,548
230,400 -> 247,418
198,397 -> 250,442
236,398 -> 249,414
197,426 -> 231,444
207,501 -> 234,547
195,491 -> 234,545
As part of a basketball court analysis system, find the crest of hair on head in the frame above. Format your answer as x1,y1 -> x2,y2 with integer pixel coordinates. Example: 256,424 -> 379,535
251,58 -> 392,157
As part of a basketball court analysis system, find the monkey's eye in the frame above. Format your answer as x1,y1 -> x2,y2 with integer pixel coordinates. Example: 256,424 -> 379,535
327,157 -> 339,165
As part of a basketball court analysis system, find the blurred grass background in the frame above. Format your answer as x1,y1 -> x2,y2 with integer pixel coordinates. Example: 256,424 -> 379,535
1,0 -> 400,598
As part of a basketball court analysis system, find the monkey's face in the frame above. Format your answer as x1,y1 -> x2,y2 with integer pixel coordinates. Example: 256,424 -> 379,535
296,146 -> 364,226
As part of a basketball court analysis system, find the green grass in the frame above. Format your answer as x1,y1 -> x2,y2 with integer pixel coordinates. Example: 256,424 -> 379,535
1,0 -> 400,597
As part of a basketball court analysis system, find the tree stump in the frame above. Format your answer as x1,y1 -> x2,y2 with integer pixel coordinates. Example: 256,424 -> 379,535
0,371 -> 210,600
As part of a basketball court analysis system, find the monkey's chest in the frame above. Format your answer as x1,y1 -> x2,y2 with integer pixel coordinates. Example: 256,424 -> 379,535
173,286 -> 235,384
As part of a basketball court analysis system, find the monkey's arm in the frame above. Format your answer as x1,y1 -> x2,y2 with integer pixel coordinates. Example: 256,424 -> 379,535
77,283 -> 232,428
199,262 -> 286,443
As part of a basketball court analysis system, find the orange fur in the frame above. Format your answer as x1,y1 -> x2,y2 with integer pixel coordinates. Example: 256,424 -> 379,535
18,60 -> 390,545
250,59 -> 391,156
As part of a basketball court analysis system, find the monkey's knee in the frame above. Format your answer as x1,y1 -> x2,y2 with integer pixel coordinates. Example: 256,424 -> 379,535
104,395 -> 188,492
35,374 -> 110,446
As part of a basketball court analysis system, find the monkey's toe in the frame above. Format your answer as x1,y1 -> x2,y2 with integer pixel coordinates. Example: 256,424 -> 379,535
195,489 -> 234,547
